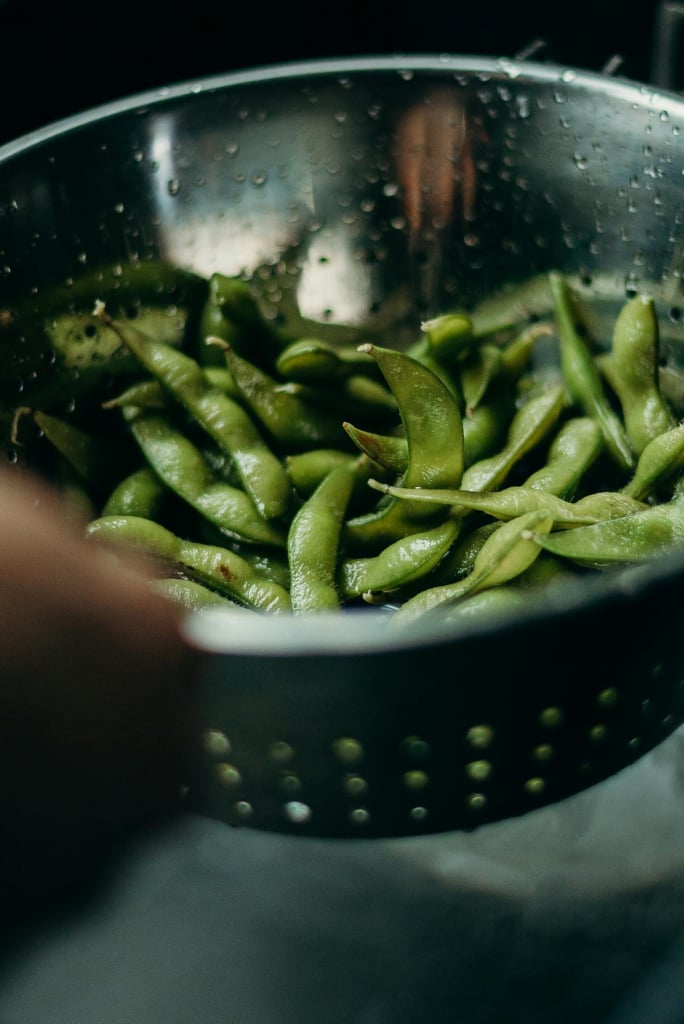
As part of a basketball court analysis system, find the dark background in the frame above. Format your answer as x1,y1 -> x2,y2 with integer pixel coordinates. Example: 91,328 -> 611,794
0,0 -> 670,145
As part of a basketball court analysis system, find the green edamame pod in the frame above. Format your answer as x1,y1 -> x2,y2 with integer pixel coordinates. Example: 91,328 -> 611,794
32,409 -> 108,485
103,380 -> 170,411
461,390 -> 516,467
420,313 -> 474,362
371,479 -> 646,528
607,293 -> 675,454
197,273 -> 282,367
86,515 -> 292,612
459,384 -> 565,493
275,337 -> 383,382
523,416 -> 603,498
427,520 -> 503,585
513,551 -> 581,590
285,449 -> 360,495
439,552 -> 579,622
339,518 -> 462,600
342,403 -> 506,476
103,367 -> 240,412
32,409 -> 131,492
438,585 -> 528,623
239,549 -> 291,590
548,271 -> 635,471
392,508 -> 554,623
102,465 -> 167,519
96,306 -> 292,521
123,409 -> 287,547
499,321 -> 556,379
285,449 -> 386,513
213,339 -> 349,449
532,490 -> 684,568
287,464 -> 357,612
459,344 -> 503,413
342,422 -> 408,474
621,421 -> 684,501
151,577 -> 242,612
344,344 -> 465,551
403,335 -> 465,405
283,375 -> 398,423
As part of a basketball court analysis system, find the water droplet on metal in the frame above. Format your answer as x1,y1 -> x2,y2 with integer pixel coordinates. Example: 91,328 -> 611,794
285,800 -> 312,824
516,95 -> 531,119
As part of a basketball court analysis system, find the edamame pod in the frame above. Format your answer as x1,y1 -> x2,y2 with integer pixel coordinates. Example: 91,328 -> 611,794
532,490 -> 684,568
371,480 -> 646,527
214,338 -> 349,449
392,509 -> 554,623
123,409 -> 287,546
523,416 -> 603,498
608,294 -> 675,454
344,344 -> 465,551
621,421 -> 684,501
275,337 -> 383,382
86,515 -> 292,612
96,306 -> 292,521
102,466 -> 167,519
340,518 -> 462,600
549,272 -> 635,471
287,464 -> 357,612
32,409 -> 131,493
459,384 -> 565,493
152,577 -> 242,612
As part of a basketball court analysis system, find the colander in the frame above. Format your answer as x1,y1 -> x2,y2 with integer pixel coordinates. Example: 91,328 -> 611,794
3,55 -> 684,839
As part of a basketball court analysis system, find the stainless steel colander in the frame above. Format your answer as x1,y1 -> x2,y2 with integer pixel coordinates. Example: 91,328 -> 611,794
3,55 -> 684,838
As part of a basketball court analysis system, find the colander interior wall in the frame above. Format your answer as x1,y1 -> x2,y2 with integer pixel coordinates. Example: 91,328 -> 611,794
4,59 -> 684,336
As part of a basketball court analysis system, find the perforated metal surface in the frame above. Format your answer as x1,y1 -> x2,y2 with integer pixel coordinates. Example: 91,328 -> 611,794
182,574 -> 684,837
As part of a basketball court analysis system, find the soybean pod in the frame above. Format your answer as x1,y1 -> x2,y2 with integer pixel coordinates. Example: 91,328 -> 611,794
122,408 -> 287,547
548,271 -> 635,471
392,509 -> 555,624
607,293 -> 675,454
86,515 -> 292,612
533,486 -> 684,568
287,464 -> 357,612
344,344 -> 465,552
371,480 -> 646,528
96,304 -> 292,521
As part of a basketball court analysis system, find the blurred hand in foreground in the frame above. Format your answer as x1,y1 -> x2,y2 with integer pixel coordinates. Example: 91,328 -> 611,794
0,464 -> 199,917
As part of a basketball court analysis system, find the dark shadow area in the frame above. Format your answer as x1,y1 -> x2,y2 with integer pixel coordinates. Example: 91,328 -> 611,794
0,0 -> 664,145
0,816 -> 185,977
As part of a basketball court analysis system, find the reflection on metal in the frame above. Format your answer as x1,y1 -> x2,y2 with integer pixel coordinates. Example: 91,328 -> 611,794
651,1 -> 684,89
395,89 -> 476,236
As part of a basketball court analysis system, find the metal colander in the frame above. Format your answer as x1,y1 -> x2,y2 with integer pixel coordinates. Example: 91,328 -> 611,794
3,55 -> 684,839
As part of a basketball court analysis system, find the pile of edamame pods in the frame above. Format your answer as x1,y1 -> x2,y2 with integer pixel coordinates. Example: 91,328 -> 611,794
12,266 -> 684,625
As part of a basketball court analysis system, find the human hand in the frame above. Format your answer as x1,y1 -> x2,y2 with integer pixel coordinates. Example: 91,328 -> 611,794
0,464 -> 199,916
